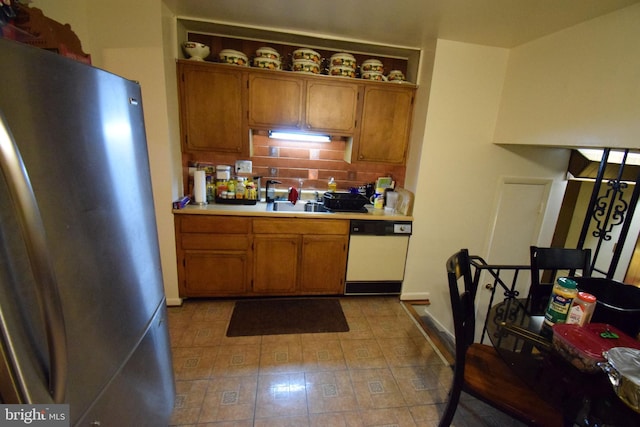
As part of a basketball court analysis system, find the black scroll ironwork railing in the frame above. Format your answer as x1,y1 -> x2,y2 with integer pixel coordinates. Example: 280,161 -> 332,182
468,255 -> 532,345
577,148 -> 640,277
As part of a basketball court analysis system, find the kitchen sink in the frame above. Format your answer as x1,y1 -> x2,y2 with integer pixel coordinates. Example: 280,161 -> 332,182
270,200 -> 330,212
271,201 -> 307,212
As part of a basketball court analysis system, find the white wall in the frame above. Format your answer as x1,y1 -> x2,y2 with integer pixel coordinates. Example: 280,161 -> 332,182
401,40 -> 570,335
494,4 -> 640,149
33,0 -> 182,305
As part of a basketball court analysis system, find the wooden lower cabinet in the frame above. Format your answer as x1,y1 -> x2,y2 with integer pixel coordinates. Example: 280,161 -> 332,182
299,234 -> 349,294
252,218 -> 349,296
175,214 -> 349,297
175,215 -> 252,297
252,235 -> 299,294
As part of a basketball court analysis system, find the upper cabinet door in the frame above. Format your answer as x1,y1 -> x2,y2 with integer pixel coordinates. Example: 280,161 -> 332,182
305,81 -> 360,134
357,85 -> 415,164
178,62 -> 246,154
248,73 -> 304,129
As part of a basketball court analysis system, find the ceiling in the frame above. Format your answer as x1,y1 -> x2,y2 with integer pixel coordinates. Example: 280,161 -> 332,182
167,0 -> 639,49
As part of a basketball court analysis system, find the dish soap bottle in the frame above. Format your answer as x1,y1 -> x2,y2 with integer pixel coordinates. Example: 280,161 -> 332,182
328,177 -> 337,192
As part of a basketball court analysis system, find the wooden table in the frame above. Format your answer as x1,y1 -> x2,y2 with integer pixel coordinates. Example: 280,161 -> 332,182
486,299 -> 640,426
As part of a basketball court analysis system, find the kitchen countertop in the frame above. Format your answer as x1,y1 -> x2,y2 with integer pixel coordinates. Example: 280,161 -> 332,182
173,202 -> 413,221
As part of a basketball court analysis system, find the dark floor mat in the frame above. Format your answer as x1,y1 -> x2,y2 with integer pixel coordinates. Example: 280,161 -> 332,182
226,298 -> 349,337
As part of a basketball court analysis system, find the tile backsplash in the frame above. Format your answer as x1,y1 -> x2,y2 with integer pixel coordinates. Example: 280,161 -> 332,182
183,130 -> 405,195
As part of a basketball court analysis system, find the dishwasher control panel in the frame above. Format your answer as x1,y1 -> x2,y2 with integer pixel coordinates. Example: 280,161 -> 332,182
350,220 -> 412,235
394,223 -> 412,234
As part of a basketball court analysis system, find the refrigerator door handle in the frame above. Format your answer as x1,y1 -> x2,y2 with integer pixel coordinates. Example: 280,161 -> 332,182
0,111 -> 67,403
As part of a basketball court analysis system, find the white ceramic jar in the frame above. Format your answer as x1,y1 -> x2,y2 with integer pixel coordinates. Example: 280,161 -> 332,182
361,58 -> 384,73
330,52 -> 356,68
256,46 -> 280,60
292,48 -> 321,64
219,49 -> 248,66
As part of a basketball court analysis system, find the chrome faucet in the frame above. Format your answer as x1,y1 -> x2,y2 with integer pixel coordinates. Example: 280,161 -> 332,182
265,179 -> 281,203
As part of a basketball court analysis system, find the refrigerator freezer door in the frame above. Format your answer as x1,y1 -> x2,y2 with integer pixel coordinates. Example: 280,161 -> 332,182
0,39 -> 174,423
75,302 -> 174,426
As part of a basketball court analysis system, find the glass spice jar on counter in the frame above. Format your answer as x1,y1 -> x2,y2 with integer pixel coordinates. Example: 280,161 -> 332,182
566,291 -> 597,326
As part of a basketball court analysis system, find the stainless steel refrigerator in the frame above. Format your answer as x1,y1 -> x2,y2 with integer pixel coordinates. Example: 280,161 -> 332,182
0,38 -> 175,425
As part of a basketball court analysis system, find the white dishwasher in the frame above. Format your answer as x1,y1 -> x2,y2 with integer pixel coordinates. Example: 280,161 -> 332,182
345,220 -> 412,295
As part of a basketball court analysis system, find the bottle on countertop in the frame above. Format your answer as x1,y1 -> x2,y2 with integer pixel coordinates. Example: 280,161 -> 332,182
544,277 -> 578,326
328,177 -> 337,192
235,177 -> 246,199
566,291 -> 596,326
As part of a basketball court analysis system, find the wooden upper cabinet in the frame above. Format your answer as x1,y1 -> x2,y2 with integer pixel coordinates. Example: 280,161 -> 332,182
248,73 -> 304,129
248,72 -> 360,134
177,61 -> 246,154
356,85 -> 415,164
305,80 -> 360,134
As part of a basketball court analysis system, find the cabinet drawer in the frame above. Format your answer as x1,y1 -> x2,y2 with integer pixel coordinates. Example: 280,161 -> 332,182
181,234 -> 250,250
179,215 -> 251,234
253,218 -> 349,235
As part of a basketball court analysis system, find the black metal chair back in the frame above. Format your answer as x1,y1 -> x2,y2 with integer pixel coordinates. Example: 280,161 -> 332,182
529,246 -> 591,314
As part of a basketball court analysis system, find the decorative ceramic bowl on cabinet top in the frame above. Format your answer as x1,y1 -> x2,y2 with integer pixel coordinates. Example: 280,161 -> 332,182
329,65 -> 356,78
292,48 -> 321,64
330,52 -> 356,68
361,71 -> 387,81
292,59 -> 321,74
253,57 -> 281,70
387,70 -> 405,81
361,58 -> 384,73
219,49 -> 249,66
256,46 -> 280,60
182,42 -> 210,61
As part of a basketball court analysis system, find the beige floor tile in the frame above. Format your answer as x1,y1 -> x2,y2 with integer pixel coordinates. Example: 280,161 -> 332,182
167,296 -> 523,427
255,372 -> 308,419
338,317 -> 375,340
305,370 -> 358,414
309,411 -> 363,427
349,368 -> 406,410
170,379 -> 208,425
340,338 -> 388,370
378,337 -> 427,367
357,407 -> 418,426
301,339 -> 347,372
259,336 -> 305,374
253,415 -> 310,427
175,320 -> 228,347
172,346 -> 219,380
391,365 -> 448,405
211,343 -> 261,377
198,376 -> 257,423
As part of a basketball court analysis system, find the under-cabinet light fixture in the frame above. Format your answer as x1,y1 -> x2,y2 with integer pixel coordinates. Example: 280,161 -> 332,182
268,130 -> 331,143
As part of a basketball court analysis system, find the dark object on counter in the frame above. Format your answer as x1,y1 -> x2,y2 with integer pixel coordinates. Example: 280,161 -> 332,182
323,191 -> 368,211
573,277 -> 640,338
265,179 -> 281,203
214,197 -> 257,205
226,298 -> 349,337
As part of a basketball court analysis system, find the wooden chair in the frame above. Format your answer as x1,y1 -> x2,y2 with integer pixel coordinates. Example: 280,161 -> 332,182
438,249 -> 563,427
529,246 -> 592,315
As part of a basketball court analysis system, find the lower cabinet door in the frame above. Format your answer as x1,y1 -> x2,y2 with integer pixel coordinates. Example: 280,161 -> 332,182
183,250 -> 248,296
299,235 -> 348,294
253,235 -> 298,294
